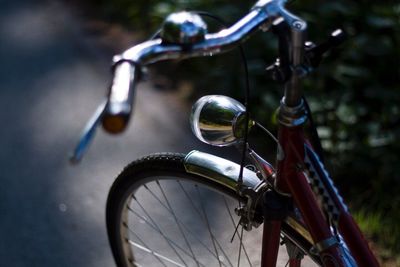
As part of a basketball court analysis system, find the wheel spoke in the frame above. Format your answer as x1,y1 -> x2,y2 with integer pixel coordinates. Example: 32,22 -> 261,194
107,154 -> 299,267
156,180 -> 199,267
132,197 -> 188,266
181,181 -> 236,267
196,185 -> 223,267
129,183 -> 254,267
127,239 -> 184,267
124,224 -> 168,267
237,227 -> 244,267
139,182 -> 231,267
126,203 -> 209,267
223,197 -> 253,266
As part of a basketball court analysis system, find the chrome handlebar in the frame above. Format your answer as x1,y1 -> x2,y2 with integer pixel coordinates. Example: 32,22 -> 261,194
102,61 -> 138,134
115,0 -> 304,65
71,0 -> 307,163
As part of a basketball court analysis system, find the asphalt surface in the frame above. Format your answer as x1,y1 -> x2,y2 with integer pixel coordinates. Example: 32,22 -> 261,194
0,1 -> 205,266
0,1 -> 316,266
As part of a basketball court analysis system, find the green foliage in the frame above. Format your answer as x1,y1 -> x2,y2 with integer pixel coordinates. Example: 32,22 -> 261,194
294,4 -> 400,258
86,0 -> 400,258
354,209 -> 400,263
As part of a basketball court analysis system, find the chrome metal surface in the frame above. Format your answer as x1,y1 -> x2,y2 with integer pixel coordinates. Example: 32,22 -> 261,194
111,0 -> 308,119
107,61 -> 136,115
314,236 -> 339,253
277,97 -> 307,127
190,95 -> 252,146
102,61 -> 138,134
248,149 -> 275,181
184,150 -> 262,191
253,0 -> 301,27
184,150 -> 265,231
283,18 -> 307,107
236,182 -> 269,231
160,12 -> 207,45
184,151 -> 323,264
114,0 -> 298,66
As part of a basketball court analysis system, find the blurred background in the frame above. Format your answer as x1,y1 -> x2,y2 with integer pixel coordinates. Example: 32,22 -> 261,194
0,0 -> 216,266
1,0 -> 399,265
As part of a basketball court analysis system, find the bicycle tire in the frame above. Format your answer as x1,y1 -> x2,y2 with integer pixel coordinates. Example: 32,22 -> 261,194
106,153 -> 318,267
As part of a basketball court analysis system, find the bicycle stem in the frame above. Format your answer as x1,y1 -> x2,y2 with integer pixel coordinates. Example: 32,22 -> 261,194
283,20 -> 307,107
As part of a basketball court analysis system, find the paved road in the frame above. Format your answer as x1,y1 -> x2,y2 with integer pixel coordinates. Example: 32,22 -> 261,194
0,1 -> 317,266
0,1 -> 209,266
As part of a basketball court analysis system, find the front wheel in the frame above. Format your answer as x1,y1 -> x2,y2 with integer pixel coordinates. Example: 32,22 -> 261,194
106,153 -> 318,267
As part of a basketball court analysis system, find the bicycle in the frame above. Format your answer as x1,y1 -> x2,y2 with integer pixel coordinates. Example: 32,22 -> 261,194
71,0 -> 380,266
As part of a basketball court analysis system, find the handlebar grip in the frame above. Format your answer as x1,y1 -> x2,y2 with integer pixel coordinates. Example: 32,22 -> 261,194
102,61 -> 139,134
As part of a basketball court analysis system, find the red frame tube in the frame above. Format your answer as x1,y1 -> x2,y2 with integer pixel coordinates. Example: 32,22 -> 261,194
259,123 -> 378,266
289,259 -> 301,267
338,213 -> 380,266
275,126 -> 347,266
304,143 -> 380,266
261,221 -> 282,266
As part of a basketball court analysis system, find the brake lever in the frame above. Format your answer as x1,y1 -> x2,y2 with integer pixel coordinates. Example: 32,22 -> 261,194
305,29 -> 347,68
70,100 -> 107,164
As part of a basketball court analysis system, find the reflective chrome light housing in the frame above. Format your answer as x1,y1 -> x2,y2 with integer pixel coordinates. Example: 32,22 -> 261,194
190,95 -> 252,146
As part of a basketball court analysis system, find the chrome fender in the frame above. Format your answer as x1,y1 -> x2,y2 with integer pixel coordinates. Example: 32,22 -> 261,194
183,150 -> 263,191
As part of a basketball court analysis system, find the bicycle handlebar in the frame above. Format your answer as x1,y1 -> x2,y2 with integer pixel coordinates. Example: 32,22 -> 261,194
116,0 -> 303,66
102,61 -> 138,134
70,61 -> 138,163
71,0 -> 306,162
104,0 -> 305,129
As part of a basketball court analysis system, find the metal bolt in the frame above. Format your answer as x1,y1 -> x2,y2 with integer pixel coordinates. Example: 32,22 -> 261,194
293,20 -> 305,30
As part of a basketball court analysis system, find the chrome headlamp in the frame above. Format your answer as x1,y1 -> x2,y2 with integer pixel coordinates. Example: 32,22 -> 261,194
190,95 -> 253,146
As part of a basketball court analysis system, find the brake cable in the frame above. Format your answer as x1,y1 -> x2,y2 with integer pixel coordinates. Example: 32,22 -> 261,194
148,11 -> 252,192
190,11 -> 251,193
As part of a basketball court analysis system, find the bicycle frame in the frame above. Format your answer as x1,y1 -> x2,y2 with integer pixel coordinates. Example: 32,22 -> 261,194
256,5 -> 379,266
72,0 -> 381,265
259,113 -> 380,266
